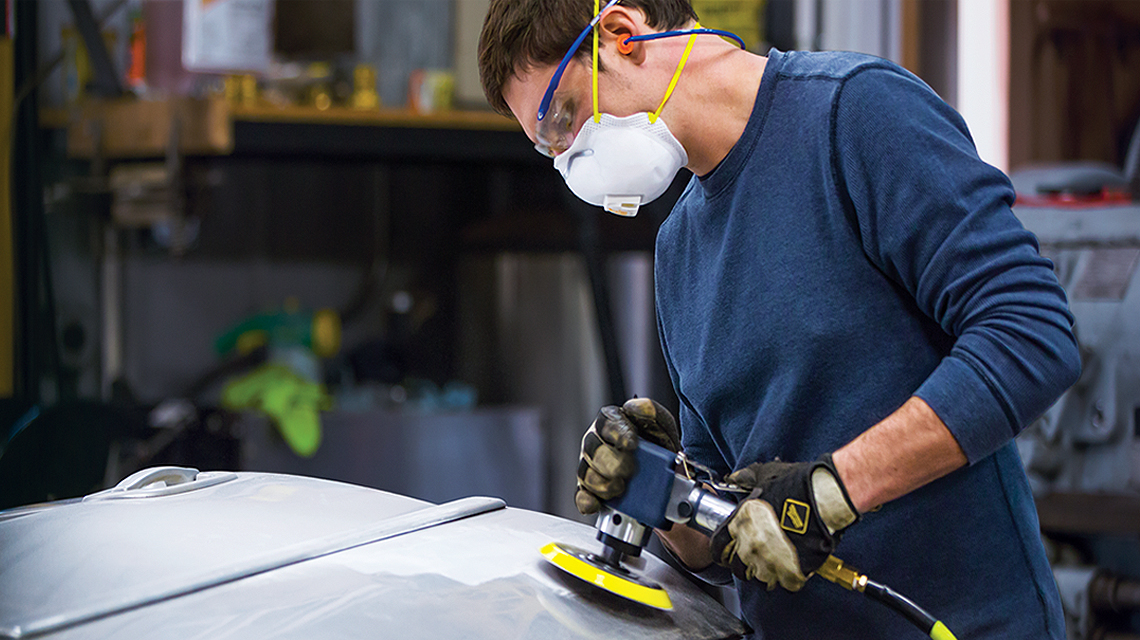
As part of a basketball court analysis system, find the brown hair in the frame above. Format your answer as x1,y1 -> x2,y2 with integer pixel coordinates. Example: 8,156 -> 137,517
478,0 -> 698,116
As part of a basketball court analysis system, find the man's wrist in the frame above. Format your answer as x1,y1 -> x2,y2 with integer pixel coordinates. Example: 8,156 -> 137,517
831,445 -> 875,514
831,396 -> 968,514
657,523 -> 714,571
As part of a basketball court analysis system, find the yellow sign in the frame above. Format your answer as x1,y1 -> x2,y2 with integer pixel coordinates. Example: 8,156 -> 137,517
781,498 -> 810,535
691,0 -> 765,51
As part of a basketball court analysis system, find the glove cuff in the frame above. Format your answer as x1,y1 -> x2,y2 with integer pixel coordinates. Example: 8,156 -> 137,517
810,454 -> 860,535
708,501 -> 752,579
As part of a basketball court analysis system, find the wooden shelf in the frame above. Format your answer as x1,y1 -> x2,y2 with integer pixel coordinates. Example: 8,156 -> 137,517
230,103 -> 518,131
65,97 -> 233,158
55,97 -> 521,160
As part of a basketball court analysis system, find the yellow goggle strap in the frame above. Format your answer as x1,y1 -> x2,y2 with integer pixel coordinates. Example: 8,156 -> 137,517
592,0 -> 601,122
650,23 -> 699,123
589,13 -> 702,125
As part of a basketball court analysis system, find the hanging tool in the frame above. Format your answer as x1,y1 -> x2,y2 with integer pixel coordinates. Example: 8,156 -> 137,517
541,440 -> 958,639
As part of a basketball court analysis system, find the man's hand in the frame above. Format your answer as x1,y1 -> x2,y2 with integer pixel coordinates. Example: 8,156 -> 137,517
575,397 -> 681,515
709,455 -> 859,591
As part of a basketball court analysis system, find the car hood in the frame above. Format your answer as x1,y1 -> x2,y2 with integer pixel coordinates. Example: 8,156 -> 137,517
0,467 -> 744,639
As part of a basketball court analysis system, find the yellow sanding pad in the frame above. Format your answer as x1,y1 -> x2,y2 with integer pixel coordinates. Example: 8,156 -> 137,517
540,541 -> 673,610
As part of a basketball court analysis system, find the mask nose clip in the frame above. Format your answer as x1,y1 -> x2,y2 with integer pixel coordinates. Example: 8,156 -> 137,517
556,149 -> 593,175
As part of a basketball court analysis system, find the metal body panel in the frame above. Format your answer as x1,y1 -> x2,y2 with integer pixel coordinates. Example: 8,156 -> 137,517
0,471 -> 744,640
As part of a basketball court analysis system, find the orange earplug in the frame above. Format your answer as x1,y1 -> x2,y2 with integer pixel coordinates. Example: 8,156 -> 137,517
617,37 -> 635,55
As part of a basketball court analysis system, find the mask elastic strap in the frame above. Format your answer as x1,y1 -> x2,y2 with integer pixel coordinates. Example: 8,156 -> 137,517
592,0 -> 601,123
649,22 -> 699,124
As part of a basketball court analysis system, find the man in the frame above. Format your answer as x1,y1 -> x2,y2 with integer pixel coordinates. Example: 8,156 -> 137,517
478,1 -> 1081,637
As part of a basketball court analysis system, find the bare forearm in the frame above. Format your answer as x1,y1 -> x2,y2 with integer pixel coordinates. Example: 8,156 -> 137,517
656,517 -> 714,570
832,396 -> 967,513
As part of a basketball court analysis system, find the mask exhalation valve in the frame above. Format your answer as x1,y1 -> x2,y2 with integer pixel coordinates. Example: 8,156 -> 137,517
604,195 -> 642,217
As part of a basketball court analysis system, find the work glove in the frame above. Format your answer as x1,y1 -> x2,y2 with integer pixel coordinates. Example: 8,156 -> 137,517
709,454 -> 859,592
575,397 -> 681,515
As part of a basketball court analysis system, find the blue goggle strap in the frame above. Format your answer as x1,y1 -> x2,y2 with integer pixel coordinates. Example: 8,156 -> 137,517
537,0 -> 621,122
625,28 -> 746,50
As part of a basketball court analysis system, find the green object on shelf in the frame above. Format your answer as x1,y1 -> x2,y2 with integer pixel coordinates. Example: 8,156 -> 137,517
221,364 -> 331,457
215,305 -> 341,358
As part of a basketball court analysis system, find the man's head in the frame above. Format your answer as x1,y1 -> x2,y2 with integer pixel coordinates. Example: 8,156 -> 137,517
478,0 -> 697,118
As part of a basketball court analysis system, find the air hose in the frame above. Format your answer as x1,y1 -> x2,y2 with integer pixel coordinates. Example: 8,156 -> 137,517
817,556 -> 958,640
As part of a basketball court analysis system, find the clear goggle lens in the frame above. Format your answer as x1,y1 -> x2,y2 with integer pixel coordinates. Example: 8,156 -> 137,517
535,96 -> 578,158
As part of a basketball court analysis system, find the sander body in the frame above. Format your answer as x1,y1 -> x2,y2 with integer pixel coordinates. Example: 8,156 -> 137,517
542,440 -> 736,611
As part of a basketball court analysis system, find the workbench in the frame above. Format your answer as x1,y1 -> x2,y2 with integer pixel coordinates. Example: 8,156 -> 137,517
47,97 -> 537,163
37,96 -> 676,500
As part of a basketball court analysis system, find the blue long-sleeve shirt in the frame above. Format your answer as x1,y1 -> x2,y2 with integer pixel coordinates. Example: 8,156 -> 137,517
655,49 -> 1080,639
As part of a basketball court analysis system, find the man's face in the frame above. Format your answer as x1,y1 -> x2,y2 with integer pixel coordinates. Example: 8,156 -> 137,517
503,58 -> 593,158
504,53 -> 641,158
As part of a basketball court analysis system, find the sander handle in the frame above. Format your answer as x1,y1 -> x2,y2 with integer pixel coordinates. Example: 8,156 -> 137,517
664,473 -> 736,535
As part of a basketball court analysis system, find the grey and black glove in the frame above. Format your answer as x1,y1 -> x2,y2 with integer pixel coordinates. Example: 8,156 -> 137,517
709,454 -> 859,591
575,397 -> 681,515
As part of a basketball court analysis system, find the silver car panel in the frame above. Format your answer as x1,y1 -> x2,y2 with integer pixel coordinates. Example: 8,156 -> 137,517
0,469 -> 744,639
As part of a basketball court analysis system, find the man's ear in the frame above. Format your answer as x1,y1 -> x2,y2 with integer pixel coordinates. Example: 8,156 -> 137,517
598,5 -> 647,65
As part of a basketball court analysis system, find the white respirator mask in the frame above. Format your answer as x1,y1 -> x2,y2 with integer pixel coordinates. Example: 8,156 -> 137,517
553,112 -> 688,217
533,0 -> 741,217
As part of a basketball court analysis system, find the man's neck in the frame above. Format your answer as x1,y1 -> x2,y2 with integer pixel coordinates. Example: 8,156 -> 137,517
666,49 -> 767,177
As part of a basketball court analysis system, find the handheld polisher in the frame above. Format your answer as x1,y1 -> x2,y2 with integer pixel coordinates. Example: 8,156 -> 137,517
541,438 -> 734,610
540,440 -> 959,640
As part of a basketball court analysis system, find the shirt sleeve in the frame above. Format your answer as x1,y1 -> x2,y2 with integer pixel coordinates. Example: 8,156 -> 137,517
832,65 -> 1081,464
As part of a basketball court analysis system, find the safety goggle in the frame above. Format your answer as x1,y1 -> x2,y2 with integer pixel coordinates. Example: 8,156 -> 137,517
534,0 -> 745,158
534,0 -> 621,157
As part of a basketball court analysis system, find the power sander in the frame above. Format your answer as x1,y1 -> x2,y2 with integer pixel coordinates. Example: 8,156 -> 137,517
540,440 -> 959,640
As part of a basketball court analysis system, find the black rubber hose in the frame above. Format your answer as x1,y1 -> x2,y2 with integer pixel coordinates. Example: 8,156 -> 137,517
862,579 -> 938,635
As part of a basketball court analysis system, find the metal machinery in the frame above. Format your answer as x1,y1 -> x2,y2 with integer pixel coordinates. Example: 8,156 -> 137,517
1014,201 -> 1140,496
1013,184 -> 1140,638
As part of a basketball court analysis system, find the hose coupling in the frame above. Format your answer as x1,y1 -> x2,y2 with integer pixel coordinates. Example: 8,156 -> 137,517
817,555 -> 868,592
